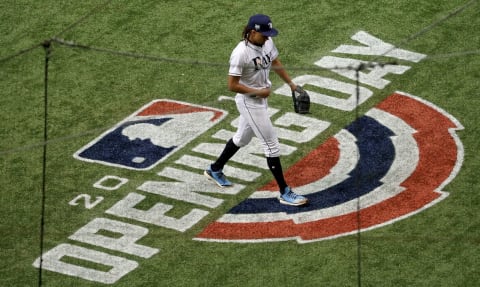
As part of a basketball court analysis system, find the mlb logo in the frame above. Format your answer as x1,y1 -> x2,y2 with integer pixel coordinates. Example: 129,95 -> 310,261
74,100 -> 227,170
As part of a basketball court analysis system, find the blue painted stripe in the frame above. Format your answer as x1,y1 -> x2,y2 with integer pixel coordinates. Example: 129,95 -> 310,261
228,116 -> 395,214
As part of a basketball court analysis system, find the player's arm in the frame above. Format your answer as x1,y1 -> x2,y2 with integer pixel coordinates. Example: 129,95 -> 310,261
227,75 -> 271,98
271,58 -> 297,91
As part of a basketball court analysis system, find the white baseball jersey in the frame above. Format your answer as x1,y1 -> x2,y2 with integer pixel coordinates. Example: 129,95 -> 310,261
229,39 -> 279,90
228,39 -> 281,158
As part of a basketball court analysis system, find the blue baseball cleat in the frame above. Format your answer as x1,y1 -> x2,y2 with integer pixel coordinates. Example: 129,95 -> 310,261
279,187 -> 308,206
204,166 -> 233,187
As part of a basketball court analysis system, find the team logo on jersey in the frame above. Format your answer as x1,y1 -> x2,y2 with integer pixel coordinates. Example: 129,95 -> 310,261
195,92 -> 464,243
74,100 -> 227,170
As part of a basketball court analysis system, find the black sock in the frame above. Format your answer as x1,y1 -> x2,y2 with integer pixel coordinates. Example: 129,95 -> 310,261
211,138 -> 240,172
266,157 -> 288,193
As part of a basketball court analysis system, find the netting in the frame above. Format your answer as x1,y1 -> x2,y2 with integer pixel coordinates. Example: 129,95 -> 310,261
0,1 -> 478,286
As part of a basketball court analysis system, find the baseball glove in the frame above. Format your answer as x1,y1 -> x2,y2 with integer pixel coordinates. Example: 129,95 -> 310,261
292,86 -> 310,114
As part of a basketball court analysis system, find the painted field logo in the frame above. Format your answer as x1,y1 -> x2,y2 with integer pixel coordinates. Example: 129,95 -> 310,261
74,100 -> 227,170
195,92 -> 464,243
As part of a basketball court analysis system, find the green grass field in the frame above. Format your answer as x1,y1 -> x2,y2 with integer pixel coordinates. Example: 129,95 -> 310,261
1,1 -> 479,286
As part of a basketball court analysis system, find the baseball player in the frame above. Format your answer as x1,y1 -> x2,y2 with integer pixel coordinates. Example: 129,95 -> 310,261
204,14 -> 308,206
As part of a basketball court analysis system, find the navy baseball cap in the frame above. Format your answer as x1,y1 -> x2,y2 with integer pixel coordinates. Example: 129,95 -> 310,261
247,14 -> 278,37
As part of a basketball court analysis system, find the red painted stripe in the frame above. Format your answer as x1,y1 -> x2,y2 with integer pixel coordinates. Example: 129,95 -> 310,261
138,100 -> 224,121
376,93 -> 458,195
259,136 -> 341,191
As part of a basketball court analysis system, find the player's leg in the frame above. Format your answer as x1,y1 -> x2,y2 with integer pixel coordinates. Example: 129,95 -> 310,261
204,96 -> 254,187
210,138 -> 239,172
204,137 -> 238,187
238,101 -> 307,205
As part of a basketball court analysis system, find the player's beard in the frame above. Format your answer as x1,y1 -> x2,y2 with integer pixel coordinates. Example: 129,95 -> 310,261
251,37 -> 268,47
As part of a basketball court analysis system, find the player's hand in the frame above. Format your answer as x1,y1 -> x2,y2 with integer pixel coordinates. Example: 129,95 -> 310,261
289,83 -> 298,92
255,88 -> 271,98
